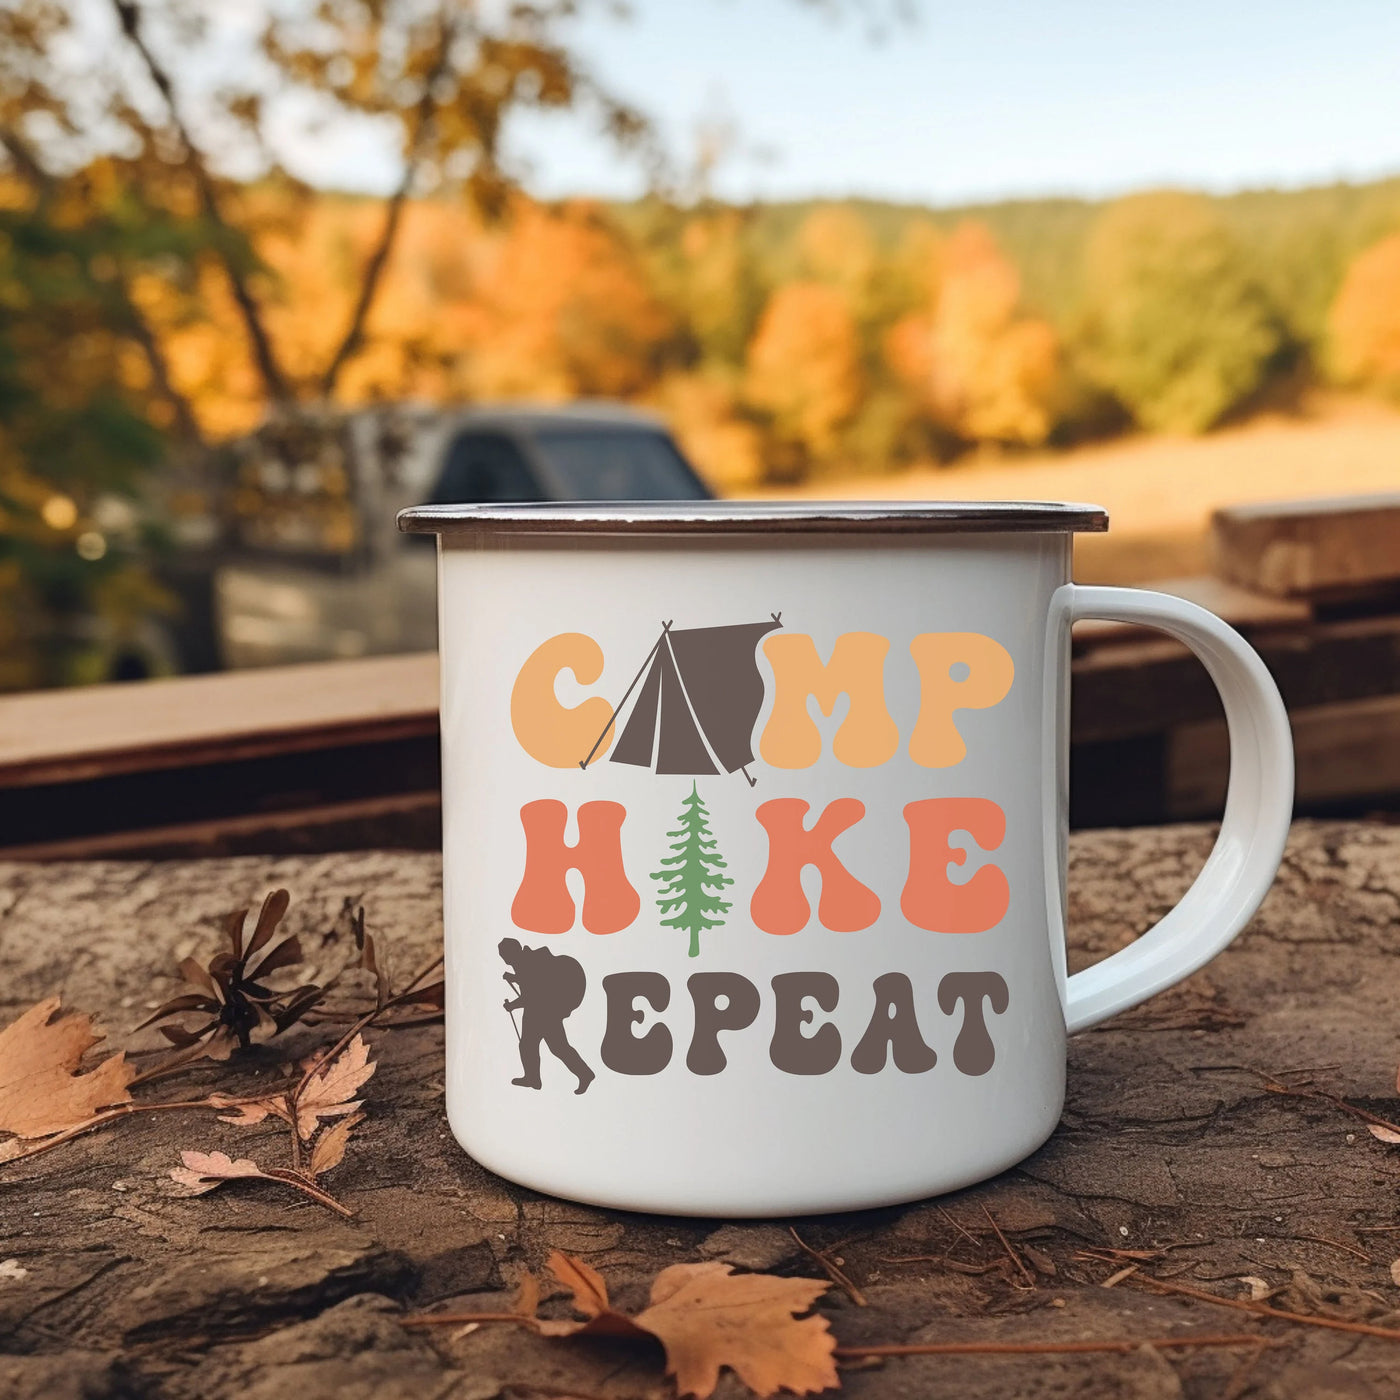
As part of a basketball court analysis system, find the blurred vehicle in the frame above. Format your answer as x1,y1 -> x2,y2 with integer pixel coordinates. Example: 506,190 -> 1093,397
214,403 -> 711,668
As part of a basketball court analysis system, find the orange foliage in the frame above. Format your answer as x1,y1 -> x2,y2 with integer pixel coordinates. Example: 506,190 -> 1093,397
461,199 -> 675,402
145,194 -> 674,436
886,222 -> 1058,446
797,205 -> 878,300
136,193 -> 1066,481
1329,233 -> 1400,394
745,281 -> 862,461
651,368 -> 764,489
133,260 -> 267,439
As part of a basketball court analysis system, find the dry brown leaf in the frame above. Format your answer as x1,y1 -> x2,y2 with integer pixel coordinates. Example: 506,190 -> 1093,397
207,1091 -> 289,1128
637,1262 -> 838,1399
1368,1123 -> 1400,1144
512,1269 -> 542,1318
169,1148 -> 353,1216
0,998 -> 135,1139
1390,1258 -> 1400,1289
170,1149 -> 269,1195
140,890 -> 330,1065
530,1250 -> 836,1399
294,1034 -> 375,1139
547,1251 -> 613,1318
307,1110 -> 362,1178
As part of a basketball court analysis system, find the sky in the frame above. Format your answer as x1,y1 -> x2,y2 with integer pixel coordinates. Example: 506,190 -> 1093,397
277,0 -> 1400,208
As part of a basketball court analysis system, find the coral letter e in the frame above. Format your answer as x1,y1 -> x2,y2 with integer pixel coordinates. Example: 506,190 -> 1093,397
901,798 -> 1009,933
751,798 -> 880,935
511,633 -> 614,768
760,633 -> 899,768
511,800 -> 640,934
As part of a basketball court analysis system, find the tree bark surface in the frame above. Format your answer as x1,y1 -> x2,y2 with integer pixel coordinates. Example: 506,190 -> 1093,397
3,820 -> 1400,1399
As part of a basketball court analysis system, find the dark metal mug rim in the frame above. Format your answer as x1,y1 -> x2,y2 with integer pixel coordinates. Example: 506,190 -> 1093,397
397,500 -> 1110,536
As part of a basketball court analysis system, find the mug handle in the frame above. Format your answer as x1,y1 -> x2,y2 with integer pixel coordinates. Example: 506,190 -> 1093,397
1051,584 -> 1294,1033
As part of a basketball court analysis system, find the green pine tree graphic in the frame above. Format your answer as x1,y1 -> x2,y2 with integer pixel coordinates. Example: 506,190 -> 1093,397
651,782 -> 734,958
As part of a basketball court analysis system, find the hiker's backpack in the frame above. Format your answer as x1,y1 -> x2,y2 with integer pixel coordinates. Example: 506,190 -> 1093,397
533,947 -> 586,1015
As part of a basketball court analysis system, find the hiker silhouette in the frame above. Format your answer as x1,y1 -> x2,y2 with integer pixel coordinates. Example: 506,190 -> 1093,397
498,938 -> 594,1094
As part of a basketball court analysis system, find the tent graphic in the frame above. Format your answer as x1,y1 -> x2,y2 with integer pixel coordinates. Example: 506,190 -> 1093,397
580,616 -> 783,786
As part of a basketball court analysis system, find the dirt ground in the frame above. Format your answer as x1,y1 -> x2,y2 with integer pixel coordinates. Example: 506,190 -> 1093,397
763,396 -> 1400,583
5,821 -> 1400,1399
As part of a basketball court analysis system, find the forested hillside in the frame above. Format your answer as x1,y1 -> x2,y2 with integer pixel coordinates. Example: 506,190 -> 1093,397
132,174 -> 1400,486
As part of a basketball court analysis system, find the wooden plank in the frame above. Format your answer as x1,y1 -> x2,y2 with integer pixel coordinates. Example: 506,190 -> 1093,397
1210,492 -> 1400,599
0,652 -> 439,788
1169,691 -> 1400,819
1070,611 -> 1400,744
1072,574 -> 1311,646
0,789 -> 441,861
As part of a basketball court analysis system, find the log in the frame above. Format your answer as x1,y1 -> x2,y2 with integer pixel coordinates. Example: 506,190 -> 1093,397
1211,493 -> 1400,600
4,825 -> 1400,1397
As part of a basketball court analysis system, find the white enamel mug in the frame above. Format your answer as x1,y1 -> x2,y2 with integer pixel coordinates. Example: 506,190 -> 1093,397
398,501 -> 1294,1217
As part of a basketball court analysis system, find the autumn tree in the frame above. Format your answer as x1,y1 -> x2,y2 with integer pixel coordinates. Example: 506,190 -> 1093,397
651,784 -> 733,959
1078,192 -> 1284,433
463,198 -> 677,402
886,221 -> 1059,448
745,281 -> 862,477
1327,232 -> 1400,397
797,205 -> 880,309
1,0 -> 658,430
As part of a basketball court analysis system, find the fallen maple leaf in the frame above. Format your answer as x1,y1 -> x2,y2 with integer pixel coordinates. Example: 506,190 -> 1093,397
0,998 -> 135,1138
488,1251 -> 836,1399
169,1149 -> 266,1195
635,1261 -> 838,1399
293,1034 -> 375,1139
546,1251 -> 613,1321
169,1148 -> 354,1216
207,1091 -> 290,1128
307,1110 -> 363,1178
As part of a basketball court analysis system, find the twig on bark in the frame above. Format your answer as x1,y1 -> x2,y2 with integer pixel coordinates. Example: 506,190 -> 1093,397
881,1256 -> 1005,1276
403,1312 -> 540,1330
938,1204 -> 981,1250
1132,1275 -> 1400,1341
831,1334 -> 1279,1358
1294,1233 -> 1371,1262
399,1309 -> 1275,1358
1,1095 -> 285,1166
789,1226 -> 867,1307
255,1166 -> 355,1217
981,1205 -> 1035,1289
1222,1065 -> 1400,1138
290,952 -> 443,1109
1075,1247 -> 1174,1262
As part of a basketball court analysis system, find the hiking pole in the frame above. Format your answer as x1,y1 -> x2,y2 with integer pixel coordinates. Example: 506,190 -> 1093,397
503,973 -> 523,1042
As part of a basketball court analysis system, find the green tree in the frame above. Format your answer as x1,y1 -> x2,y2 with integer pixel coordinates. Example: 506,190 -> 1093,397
0,199 -> 180,689
1078,192 -> 1284,433
651,783 -> 734,958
